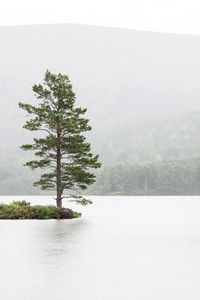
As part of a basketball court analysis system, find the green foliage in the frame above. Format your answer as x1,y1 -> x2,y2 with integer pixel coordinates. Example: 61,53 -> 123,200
19,70 -> 101,207
0,201 -> 80,219
88,157 -> 200,195
13,200 -> 30,206
35,205 -> 57,219
68,194 -> 93,206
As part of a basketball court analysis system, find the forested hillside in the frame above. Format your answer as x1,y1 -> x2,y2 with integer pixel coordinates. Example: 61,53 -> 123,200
88,158 -> 200,195
94,111 -> 200,165
1,156 -> 199,196
1,24 -> 200,194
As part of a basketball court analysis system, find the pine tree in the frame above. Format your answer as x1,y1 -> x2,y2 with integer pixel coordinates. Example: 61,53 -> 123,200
19,70 -> 101,208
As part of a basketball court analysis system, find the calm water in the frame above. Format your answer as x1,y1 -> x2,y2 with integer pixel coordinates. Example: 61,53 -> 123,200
1,196 -> 200,300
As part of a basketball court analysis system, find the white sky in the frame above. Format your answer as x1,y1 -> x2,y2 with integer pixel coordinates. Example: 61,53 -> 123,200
1,0 -> 200,34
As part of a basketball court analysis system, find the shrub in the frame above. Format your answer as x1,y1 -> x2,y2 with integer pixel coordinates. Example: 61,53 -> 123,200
12,200 -> 30,206
35,205 -> 57,219
0,201 -> 81,219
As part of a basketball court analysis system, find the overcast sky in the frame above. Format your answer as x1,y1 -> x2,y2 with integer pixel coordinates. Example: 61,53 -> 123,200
1,0 -> 200,34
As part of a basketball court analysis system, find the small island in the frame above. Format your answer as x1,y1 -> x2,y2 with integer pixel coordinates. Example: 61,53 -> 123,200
0,201 -> 81,220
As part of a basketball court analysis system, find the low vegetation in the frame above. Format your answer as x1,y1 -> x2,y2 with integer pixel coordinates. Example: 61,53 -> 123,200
0,201 -> 81,220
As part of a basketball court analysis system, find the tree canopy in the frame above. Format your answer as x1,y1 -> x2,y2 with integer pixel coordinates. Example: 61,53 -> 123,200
19,70 -> 101,208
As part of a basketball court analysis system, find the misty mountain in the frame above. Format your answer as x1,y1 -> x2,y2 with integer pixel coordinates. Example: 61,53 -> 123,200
1,24 -> 200,169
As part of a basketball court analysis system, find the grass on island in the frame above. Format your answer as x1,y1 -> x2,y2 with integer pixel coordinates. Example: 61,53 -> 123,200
0,201 -> 81,220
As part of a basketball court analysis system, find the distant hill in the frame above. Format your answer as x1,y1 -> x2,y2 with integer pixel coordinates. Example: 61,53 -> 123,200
1,24 -> 200,194
1,24 -> 200,145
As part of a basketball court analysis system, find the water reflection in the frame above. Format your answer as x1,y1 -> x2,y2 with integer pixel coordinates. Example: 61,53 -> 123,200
37,219 -> 89,259
0,218 -> 90,300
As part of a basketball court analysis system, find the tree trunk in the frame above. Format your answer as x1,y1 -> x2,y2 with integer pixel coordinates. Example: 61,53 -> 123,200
56,117 -> 62,208
56,146 -> 62,208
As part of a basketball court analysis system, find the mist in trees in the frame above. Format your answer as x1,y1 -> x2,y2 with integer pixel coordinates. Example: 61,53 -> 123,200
88,158 -> 200,196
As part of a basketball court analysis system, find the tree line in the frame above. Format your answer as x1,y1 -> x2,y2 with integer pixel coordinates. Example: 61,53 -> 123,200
87,157 -> 200,195
1,157 -> 200,196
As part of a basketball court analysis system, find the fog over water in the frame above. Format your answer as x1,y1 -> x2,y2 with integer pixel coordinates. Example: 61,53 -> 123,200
1,196 -> 200,299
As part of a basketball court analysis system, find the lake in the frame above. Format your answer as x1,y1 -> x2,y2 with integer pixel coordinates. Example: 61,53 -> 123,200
0,195 -> 200,299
